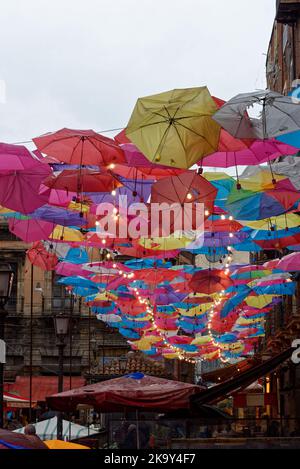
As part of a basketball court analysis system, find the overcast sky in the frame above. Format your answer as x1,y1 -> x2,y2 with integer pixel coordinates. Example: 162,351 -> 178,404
0,0 -> 275,144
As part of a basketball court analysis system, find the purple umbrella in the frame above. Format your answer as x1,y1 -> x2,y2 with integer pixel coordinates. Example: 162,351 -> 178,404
30,205 -> 87,226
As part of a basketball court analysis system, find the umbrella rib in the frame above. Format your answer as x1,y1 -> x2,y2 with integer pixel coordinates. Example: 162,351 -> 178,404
174,120 -> 216,150
150,123 -> 173,163
173,122 -> 187,154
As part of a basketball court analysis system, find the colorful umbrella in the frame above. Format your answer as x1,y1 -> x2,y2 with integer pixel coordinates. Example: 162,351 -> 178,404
126,87 -> 220,168
33,128 -> 125,166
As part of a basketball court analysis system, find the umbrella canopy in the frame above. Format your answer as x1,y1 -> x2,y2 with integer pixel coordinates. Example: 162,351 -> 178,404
14,417 -> 97,441
0,429 -> 48,450
33,128 -> 125,166
46,373 -> 202,412
200,139 -> 297,167
189,269 -> 233,294
44,169 -> 121,193
126,87 -> 220,168
0,151 -> 51,214
27,242 -> 58,271
213,90 -> 300,139
151,170 -> 217,233
9,218 -> 55,243
277,252 -> 300,271
45,440 -> 90,450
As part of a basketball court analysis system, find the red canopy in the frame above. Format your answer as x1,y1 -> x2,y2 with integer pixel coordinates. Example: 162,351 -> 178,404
46,374 -> 202,412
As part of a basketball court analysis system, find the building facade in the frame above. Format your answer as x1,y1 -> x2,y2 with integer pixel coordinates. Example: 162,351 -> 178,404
267,0 -> 300,93
0,220 -> 130,389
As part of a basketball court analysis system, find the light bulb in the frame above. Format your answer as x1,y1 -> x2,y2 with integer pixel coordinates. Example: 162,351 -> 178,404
221,214 -> 226,220
109,163 -> 115,169
187,193 -> 192,200
205,209 -> 209,216
102,239 -> 106,244
229,216 -> 233,221
106,253 -> 111,259
95,220 -> 100,226
229,232 -> 234,238
111,189 -> 116,196
113,207 -> 118,214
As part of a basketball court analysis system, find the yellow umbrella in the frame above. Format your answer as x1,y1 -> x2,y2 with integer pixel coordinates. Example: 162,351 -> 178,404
139,235 -> 192,251
238,213 -> 300,230
177,303 -> 212,317
50,225 -> 84,242
236,316 -> 264,326
245,294 -> 275,309
191,335 -> 212,345
126,87 -> 220,169
45,440 -> 90,450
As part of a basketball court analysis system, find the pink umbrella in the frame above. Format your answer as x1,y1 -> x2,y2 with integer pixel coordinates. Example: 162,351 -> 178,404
0,143 -> 41,170
263,259 -> 280,269
55,262 -> 92,277
39,184 -> 76,208
8,218 -> 55,243
199,139 -> 298,168
0,145 -> 51,214
277,252 -> 300,271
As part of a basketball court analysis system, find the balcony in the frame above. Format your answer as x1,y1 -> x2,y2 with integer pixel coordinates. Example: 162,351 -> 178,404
276,0 -> 300,23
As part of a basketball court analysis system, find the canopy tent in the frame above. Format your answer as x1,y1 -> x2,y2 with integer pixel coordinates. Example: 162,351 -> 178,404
14,417 -> 97,441
46,373 -> 202,413
3,392 -> 30,408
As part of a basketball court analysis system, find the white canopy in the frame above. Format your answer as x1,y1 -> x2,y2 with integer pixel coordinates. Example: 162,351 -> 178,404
14,417 -> 98,440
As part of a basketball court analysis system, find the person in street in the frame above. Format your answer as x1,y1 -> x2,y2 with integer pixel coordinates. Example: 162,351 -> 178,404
139,415 -> 150,448
24,424 -> 43,443
124,424 -> 137,449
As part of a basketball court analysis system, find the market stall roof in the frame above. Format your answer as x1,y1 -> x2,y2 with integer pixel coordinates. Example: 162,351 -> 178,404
46,373 -> 203,413
3,392 -> 30,408
4,376 -> 85,403
192,347 -> 293,406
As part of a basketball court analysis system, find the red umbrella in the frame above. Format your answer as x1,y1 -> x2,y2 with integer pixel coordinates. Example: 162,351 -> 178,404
254,233 -> 300,250
204,218 -> 242,232
189,269 -> 233,294
151,170 -> 217,232
46,374 -> 202,412
112,163 -> 184,180
44,169 -> 121,193
33,128 -> 125,166
27,242 -> 58,271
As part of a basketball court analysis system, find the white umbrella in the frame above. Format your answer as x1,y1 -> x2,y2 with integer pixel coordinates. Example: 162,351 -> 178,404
213,90 -> 300,139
